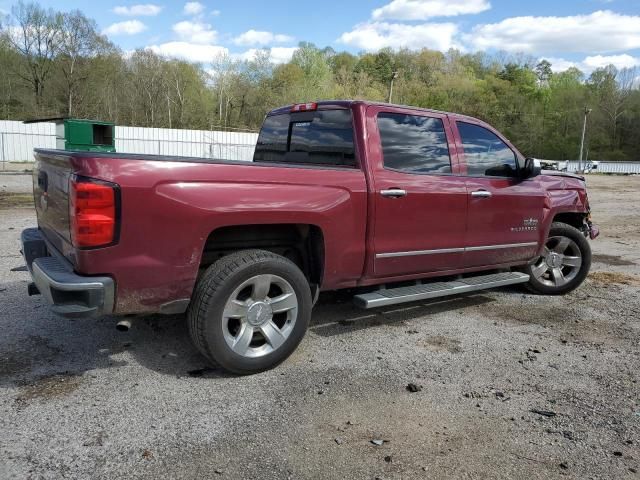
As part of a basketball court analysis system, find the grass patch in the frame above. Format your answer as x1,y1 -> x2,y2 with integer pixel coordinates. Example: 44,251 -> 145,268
589,271 -> 640,286
0,192 -> 34,209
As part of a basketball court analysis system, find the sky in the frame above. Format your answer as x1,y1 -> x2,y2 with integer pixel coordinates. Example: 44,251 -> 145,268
2,0 -> 639,73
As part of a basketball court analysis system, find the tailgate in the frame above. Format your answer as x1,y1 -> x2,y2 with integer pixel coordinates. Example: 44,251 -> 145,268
33,150 -> 74,259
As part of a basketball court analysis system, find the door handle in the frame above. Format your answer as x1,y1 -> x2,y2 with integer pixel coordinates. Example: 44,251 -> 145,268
380,188 -> 407,198
471,190 -> 492,198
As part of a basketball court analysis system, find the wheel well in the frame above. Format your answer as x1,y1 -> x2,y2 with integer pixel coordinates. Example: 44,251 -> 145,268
552,212 -> 587,229
199,224 -> 325,286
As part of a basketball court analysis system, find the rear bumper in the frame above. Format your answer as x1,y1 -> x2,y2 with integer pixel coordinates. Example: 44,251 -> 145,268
21,228 -> 115,318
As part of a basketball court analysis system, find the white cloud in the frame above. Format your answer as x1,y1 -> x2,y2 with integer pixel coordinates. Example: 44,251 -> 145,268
233,30 -> 294,47
541,57 -> 579,73
541,54 -> 640,74
147,42 -> 228,63
373,0 -> 490,20
103,20 -> 147,36
183,2 -> 205,15
469,10 -> 640,54
211,9 -> 221,16
339,21 -> 460,52
236,47 -> 299,64
113,4 -> 163,16
582,54 -> 640,70
270,47 -> 299,64
173,20 -> 217,44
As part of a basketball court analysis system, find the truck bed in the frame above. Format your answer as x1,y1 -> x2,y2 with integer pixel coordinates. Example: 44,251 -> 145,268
32,148 -> 369,314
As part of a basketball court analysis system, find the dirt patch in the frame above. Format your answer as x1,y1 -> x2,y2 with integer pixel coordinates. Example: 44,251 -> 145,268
592,254 -> 636,266
589,271 -> 640,286
0,192 -> 34,209
489,303 -> 577,328
419,335 -> 462,353
15,373 -> 82,405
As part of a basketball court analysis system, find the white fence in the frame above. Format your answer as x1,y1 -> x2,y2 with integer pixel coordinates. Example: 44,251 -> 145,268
0,120 -> 258,169
563,161 -> 640,175
0,121 -> 56,165
116,126 -> 258,161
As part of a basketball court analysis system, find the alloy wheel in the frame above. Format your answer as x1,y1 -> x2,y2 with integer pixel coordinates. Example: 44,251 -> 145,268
221,274 -> 298,358
530,235 -> 583,288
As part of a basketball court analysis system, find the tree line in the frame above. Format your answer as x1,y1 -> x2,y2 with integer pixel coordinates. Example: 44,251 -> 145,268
1,1 -> 639,161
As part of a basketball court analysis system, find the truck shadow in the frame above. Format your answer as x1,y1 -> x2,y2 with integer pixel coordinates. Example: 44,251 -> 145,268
310,291 -> 496,337
0,281 -> 504,385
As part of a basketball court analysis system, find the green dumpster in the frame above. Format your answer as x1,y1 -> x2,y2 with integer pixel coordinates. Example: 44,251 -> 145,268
55,119 -> 116,153
24,117 -> 116,153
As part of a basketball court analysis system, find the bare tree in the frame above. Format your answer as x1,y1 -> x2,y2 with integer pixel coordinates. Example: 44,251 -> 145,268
590,65 -> 639,149
4,1 -> 62,110
129,49 -> 165,126
164,61 -> 188,128
59,10 -> 106,116
210,53 -> 239,126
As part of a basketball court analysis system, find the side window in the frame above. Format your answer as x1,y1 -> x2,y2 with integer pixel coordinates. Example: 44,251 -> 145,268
457,122 -> 518,177
377,113 -> 451,174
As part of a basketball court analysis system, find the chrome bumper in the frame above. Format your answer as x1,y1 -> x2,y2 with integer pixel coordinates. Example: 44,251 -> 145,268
21,228 -> 114,318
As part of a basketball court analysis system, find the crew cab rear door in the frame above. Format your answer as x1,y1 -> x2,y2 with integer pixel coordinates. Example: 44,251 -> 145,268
451,119 -> 545,267
366,105 -> 467,278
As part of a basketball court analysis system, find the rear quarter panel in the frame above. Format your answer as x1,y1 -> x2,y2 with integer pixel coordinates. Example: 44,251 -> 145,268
70,157 -> 367,313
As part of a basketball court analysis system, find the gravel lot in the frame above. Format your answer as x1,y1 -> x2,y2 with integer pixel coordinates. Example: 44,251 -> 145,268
1,173 -> 638,479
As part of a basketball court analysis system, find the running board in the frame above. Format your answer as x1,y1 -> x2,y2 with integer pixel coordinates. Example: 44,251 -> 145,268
353,272 -> 530,309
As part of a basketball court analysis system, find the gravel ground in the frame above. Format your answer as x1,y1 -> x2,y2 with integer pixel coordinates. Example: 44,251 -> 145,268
0,172 -> 34,192
0,173 -> 638,480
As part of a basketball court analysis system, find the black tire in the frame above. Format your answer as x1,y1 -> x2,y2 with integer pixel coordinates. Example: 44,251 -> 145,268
524,222 -> 591,295
188,249 -> 312,374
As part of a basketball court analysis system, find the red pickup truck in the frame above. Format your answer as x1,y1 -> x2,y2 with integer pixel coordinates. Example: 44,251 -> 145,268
22,100 -> 599,374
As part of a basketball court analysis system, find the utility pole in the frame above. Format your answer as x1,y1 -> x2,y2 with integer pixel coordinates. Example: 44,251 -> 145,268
578,106 -> 591,173
388,71 -> 398,104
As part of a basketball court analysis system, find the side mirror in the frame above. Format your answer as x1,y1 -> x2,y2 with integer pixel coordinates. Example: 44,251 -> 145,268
522,157 -> 542,179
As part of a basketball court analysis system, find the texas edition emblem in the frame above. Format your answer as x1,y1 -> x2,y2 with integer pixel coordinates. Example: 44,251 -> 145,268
511,217 -> 538,232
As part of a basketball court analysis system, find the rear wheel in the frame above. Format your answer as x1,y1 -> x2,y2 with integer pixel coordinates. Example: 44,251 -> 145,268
524,222 -> 591,295
188,249 -> 312,374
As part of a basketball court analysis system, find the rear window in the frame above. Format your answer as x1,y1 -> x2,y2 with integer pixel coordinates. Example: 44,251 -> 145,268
253,109 -> 356,167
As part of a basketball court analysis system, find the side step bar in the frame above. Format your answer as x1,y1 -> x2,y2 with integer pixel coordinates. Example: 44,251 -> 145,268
353,272 -> 530,309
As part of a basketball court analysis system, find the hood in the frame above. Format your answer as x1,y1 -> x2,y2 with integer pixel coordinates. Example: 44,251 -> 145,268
540,170 -> 585,181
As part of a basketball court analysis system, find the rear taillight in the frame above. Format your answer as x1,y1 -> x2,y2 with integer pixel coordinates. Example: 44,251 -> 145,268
69,177 -> 119,248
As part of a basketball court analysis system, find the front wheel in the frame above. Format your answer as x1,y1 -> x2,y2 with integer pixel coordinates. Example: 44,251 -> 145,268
524,222 -> 592,295
188,249 -> 312,374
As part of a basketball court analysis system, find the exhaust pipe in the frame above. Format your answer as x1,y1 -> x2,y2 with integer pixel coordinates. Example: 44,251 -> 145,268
116,318 -> 132,332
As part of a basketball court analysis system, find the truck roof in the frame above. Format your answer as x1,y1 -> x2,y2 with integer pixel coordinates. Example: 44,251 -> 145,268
267,100 -> 476,122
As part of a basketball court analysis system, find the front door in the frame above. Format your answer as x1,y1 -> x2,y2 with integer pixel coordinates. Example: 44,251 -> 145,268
367,106 -> 468,278
452,120 -> 545,267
